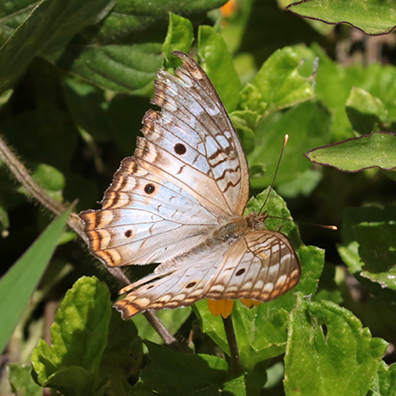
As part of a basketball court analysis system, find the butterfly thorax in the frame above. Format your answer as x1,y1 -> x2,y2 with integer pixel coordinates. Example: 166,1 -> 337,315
211,212 -> 263,243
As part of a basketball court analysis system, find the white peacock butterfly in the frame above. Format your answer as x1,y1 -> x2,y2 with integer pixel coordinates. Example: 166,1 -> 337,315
79,51 -> 301,319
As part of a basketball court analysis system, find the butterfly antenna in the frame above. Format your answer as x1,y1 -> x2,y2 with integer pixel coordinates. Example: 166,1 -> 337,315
258,134 -> 289,215
267,215 -> 338,231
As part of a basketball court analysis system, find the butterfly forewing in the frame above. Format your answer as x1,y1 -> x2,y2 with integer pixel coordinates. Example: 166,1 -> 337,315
80,157 -> 219,266
152,51 -> 250,215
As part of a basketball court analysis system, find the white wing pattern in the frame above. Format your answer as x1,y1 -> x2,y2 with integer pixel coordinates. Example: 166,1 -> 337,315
80,51 -> 301,319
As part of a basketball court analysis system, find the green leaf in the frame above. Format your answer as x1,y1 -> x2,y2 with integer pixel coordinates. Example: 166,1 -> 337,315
346,87 -> 387,134
353,222 -> 396,291
312,44 -> 396,141
248,101 -> 331,194
193,300 -> 229,355
163,13 -> 194,69
62,79 -> 111,142
338,204 -> 396,289
55,2 -> 227,93
100,310 -> 143,396
31,276 -> 112,395
31,164 -> 65,192
198,25 -> 242,113
58,43 -> 164,94
245,46 -> 315,117
133,341 -> 229,396
0,205 -> 10,237
338,241 -> 363,274
284,293 -> 388,396
233,302 -> 290,371
8,363 -> 42,396
376,361 -> 396,396
229,110 -> 259,155
0,207 -> 71,355
304,131 -> 396,172
222,375 -> 246,396
245,360 -> 269,396
102,310 -> 142,375
0,0 -> 115,92
20,163 -> 66,203
287,0 -> 396,35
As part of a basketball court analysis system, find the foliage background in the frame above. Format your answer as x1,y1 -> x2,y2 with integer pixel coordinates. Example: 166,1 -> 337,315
0,0 -> 396,395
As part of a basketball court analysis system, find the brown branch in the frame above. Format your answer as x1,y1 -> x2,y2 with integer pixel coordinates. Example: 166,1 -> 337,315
0,135 -> 176,345
222,315 -> 243,376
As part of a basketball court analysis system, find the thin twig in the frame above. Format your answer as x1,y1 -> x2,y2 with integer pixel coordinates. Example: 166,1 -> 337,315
143,311 -> 177,345
222,315 -> 243,376
0,135 -> 176,345
0,136 -> 86,240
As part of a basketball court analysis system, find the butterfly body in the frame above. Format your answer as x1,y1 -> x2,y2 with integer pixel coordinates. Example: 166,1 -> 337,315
80,51 -> 301,319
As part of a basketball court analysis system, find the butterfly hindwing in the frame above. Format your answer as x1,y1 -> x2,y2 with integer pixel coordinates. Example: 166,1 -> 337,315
114,229 -> 300,319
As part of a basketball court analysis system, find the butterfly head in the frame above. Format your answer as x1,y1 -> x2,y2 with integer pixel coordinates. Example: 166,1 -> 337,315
246,211 -> 268,231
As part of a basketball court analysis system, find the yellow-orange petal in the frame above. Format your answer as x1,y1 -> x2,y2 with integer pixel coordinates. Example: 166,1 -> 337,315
207,299 -> 234,318
240,299 -> 262,308
220,0 -> 238,18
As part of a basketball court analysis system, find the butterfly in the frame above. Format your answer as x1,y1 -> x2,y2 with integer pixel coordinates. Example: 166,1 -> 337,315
79,51 -> 301,319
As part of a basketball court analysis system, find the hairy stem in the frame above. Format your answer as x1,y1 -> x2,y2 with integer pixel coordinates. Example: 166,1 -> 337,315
0,136 -> 176,344
222,315 -> 243,376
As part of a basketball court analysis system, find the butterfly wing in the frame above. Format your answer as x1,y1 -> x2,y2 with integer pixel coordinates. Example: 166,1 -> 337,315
80,52 -> 250,267
144,51 -> 250,217
114,230 -> 301,319
204,230 -> 301,301
80,157 -> 220,266
80,52 -> 249,267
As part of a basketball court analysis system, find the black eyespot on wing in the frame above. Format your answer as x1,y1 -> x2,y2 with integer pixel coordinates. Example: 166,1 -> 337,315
185,282 -> 197,289
125,230 -> 133,238
144,183 -> 155,194
236,268 -> 246,276
174,143 -> 187,155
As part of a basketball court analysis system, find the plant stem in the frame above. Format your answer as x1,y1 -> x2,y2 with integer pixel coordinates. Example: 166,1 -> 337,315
222,315 -> 243,376
0,136 -> 176,345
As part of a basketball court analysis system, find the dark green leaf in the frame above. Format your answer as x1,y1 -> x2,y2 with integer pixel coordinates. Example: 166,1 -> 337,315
346,87 -> 387,134
305,132 -> 396,172
55,1 -> 227,93
134,341 -> 229,396
288,0 -> 396,35
354,222 -> 396,291
0,0 -> 115,92
62,79 -> 111,142
102,310 -> 142,375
